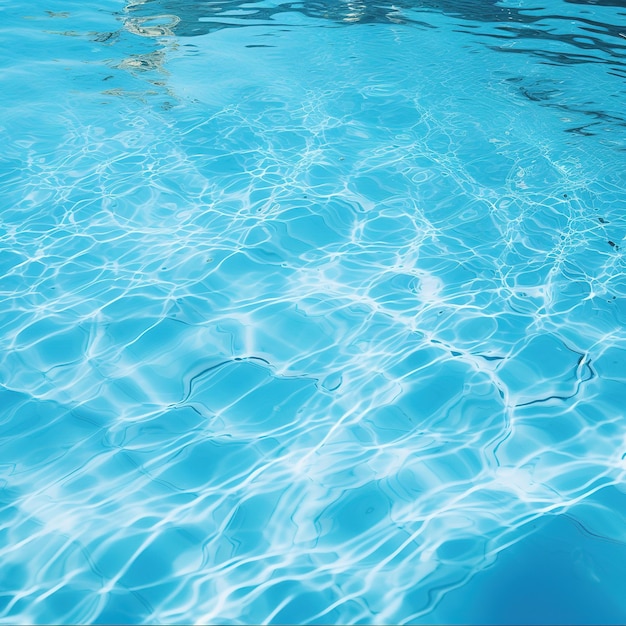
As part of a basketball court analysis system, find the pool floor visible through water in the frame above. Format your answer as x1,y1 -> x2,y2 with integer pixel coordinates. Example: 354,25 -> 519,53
1,0 -> 626,623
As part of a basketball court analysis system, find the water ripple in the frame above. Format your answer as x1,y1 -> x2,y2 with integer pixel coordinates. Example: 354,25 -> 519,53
1,1 -> 626,624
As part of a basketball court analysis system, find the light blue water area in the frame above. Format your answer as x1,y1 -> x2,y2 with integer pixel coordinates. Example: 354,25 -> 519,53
1,0 -> 626,623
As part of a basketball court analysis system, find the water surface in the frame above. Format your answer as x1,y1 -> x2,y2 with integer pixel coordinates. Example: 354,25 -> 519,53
1,0 -> 626,623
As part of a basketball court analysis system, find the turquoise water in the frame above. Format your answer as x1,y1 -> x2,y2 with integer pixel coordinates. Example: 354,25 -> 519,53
1,0 -> 626,623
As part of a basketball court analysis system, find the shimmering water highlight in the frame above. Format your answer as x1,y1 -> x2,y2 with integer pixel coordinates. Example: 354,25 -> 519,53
1,1 -> 626,623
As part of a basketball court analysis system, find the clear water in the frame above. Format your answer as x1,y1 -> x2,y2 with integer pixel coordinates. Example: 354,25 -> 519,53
1,0 -> 626,623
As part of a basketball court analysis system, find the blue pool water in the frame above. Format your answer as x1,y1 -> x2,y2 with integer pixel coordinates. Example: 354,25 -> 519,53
1,0 -> 626,623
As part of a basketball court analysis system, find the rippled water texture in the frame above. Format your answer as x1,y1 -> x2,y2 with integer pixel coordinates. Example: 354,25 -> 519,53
2,0 -> 626,623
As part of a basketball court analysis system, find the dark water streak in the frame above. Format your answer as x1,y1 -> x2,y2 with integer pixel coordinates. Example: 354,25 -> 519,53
117,0 -> 626,137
